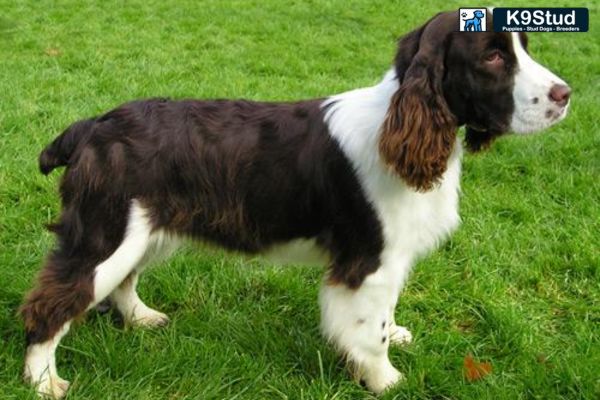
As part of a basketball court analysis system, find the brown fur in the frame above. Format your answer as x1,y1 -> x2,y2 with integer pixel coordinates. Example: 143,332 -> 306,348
379,13 -> 459,192
380,77 -> 457,191
464,127 -> 504,152
22,98 -> 384,346
20,260 -> 94,344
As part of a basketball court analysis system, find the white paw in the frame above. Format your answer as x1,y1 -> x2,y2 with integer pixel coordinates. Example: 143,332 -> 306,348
130,306 -> 170,328
389,324 -> 412,346
24,343 -> 70,399
360,360 -> 403,394
26,375 -> 70,399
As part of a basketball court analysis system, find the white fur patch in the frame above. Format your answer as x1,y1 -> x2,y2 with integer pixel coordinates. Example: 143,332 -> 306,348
91,200 -> 154,305
510,32 -> 569,133
24,322 -> 71,398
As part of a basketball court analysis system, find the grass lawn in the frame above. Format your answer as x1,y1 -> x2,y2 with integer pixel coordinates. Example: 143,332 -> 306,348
1,1 -> 598,398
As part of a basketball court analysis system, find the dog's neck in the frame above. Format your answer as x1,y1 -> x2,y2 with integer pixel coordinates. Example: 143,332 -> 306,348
322,67 -> 400,172
374,68 -> 401,99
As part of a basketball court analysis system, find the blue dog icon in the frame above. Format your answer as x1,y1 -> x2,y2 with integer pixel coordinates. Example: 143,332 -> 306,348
463,10 -> 485,31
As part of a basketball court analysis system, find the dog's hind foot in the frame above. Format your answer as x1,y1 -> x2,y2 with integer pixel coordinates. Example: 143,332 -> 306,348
34,376 -> 70,399
24,359 -> 70,399
129,305 -> 170,328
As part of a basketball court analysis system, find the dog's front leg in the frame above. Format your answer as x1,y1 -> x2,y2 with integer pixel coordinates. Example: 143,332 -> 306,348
319,267 -> 404,394
388,319 -> 413,346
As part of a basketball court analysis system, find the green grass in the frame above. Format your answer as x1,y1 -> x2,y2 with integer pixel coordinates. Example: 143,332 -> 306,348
1,0 -> 598,398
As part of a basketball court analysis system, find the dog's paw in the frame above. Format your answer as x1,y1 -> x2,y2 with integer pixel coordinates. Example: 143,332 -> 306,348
389,324 -> 412,346
359,361 -> 403,394
29,376 -> 70,399
130,307 -> 170,328
24,348 -> 70,399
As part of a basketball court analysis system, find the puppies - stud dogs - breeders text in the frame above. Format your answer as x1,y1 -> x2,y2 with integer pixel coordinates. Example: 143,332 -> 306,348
21,10 -> 570,398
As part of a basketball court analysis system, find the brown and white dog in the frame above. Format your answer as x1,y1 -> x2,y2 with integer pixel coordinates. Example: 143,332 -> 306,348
22,10 -> 570,398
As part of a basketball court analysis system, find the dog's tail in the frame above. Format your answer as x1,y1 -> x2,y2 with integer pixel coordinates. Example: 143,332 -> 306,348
39,119 -> 96,175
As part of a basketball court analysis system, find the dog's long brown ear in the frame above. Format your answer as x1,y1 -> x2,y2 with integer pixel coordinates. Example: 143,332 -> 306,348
380,14 -> 458,192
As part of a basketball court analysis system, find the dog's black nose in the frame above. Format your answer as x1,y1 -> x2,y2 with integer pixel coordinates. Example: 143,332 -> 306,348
548,84 -> 571,107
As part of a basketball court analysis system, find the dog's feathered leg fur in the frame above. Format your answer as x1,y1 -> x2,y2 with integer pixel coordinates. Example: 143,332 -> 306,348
21,200 -> 153,398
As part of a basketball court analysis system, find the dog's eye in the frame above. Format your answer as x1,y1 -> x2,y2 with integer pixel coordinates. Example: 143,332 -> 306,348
485,51 -> 503,64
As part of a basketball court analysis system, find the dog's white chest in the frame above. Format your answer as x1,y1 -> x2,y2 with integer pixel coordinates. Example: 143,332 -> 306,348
371,144 -> 462,258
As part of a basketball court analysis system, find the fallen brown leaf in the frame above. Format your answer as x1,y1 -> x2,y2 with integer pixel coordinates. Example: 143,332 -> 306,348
463,354 -> 492,382
536,353 -> 554,369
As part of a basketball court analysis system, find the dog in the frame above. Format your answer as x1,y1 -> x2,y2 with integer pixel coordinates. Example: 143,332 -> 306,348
21,10 -> 570,398
463,10 -> 486,31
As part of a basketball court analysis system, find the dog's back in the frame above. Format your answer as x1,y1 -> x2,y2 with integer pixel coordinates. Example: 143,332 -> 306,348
39,98 -> 363,252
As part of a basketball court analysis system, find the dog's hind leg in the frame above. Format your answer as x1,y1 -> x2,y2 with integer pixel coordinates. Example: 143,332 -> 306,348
21,200 -> 153,398
109,271 -> 169,328
109,229 -> 180,328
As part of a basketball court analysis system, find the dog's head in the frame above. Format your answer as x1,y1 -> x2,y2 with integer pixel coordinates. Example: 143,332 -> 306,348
380,11 -> 570,191
473,10 -> 485,19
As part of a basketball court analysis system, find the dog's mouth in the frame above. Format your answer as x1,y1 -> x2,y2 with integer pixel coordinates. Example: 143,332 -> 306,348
549,105 -> 568,121
466,123 -> 486,132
